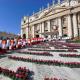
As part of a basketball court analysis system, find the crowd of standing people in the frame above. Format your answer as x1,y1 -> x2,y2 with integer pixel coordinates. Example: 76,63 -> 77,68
0,37 -> 27,51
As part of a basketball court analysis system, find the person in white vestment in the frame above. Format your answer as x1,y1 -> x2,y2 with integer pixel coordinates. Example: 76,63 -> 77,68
6,38 -> 10,50
0,38 -> 2,50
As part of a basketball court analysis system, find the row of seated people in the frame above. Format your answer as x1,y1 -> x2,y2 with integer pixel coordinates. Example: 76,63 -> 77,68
67,49 -> 77,52
49,41 -> 67,49
28,48 -> 51,51
44,77 -> 67,80
48,41 -> 66,49
49,41 -> 80,49
59,53 -> 80,58
28,48 -> 77,52
53,41 -> 80,49
0,66 -> 33,80
8,56 -> 80,68
28,42 -> 50,49
35,42 -> 50,49
17,50 -> 53,56
49,41 -> 65,49
49,41 -> 77,52
0,37 -> 26,54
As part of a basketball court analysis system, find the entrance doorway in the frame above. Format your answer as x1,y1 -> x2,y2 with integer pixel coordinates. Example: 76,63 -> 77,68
23,34 -> 26,39
36,35 -> 39,38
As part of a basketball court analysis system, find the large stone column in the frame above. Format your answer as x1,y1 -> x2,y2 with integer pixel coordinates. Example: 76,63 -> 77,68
47,20 -> 51,38
39,23 -> 42,37
32,25 -> 35,38
73,13 -> 78,37
42,22 -> 44,38
26,27 -> 29,39
67,15 -> 73,39
58,17 -> 63,38
21,29 -> 23,38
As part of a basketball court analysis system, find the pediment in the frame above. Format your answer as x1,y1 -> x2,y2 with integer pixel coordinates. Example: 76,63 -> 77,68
38,9 -> 51,18
38,9 -> 49,18
39,6 -> 67,18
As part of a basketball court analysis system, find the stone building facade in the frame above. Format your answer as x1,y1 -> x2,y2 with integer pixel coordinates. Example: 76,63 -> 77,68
21,0 -> 80,39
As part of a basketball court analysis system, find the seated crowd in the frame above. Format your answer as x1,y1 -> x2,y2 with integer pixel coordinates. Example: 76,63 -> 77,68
59,53 -> 80,58
44,77 -> 67,80
0,66 -> 33,80
53,41 -> 80,49
17,50 -> 53,56
8,56 -> 80,68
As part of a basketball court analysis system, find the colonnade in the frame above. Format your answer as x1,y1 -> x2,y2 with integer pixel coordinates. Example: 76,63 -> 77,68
29,13 -> 78,39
